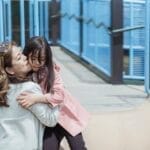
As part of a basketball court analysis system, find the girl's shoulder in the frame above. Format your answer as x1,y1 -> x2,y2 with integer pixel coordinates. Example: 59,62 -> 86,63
53,63 -> 61,72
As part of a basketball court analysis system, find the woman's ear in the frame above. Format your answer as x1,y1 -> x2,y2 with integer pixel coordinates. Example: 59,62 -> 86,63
5,67 -> 14,75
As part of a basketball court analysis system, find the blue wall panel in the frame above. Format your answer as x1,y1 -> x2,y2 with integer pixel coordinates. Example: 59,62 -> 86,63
145,0 -> 150,93
123,0 -> 145,79
0,0 -> 12,42
60,0 -> 80,55
82,0 -> 111,76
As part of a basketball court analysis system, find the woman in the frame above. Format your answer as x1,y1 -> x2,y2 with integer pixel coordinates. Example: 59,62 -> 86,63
0,42 -> 59,150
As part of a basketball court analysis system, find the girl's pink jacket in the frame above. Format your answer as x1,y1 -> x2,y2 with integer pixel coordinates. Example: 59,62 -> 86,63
41,64 -> 90,136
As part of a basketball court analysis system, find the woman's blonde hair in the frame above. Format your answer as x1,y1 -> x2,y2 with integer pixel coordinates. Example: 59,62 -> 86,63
0,42 -> 15,107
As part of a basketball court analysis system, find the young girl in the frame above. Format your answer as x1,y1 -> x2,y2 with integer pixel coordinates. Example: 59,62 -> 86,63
17,36 -> 90,150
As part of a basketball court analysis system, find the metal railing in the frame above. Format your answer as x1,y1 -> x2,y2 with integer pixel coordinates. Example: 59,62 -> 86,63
51,12 -> 145,34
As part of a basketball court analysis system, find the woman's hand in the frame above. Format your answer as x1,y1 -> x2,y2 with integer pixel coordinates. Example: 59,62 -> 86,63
17,92 -> 46,108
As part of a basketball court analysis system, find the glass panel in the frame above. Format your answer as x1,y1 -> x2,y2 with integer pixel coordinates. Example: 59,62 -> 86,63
123,49 -> 129,75
25,1 -> 29,44
12,1 -> 20,44
38,0 -> 52,41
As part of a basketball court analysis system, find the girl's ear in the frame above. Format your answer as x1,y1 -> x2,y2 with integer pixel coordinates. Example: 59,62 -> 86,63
5,67 -> 14,75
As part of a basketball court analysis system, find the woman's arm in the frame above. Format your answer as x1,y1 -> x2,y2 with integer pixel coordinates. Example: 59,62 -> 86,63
18,82 -> 59,127
29,103 -> 59,127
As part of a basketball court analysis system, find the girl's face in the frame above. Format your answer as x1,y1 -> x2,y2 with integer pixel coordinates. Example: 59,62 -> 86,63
8,46 -> 31,77
28,51 -> 46,72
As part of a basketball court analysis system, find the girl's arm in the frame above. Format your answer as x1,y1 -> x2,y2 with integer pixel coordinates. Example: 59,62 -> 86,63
17,65 -> 65,108
44,68 -> 65,107
17,92 -> 48,108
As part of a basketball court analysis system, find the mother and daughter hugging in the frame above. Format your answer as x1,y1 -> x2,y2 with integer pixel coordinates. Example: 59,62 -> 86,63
0,36 -> 90,150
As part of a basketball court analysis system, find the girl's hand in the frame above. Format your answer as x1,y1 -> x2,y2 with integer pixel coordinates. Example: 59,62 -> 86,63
17,92 -> 46,108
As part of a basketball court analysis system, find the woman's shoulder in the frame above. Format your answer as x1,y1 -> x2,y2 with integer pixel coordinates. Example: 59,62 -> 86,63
24,81 -> 39,86
23,81 -> 42,91
10,81 -> 40,90
21,81 -> 39,86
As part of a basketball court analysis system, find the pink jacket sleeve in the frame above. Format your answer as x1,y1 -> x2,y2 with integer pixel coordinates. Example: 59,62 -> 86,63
44,64 -> 65,107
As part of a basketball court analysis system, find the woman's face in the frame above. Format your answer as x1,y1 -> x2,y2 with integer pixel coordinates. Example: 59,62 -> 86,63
10,46 -> 31,77
28,51 -> 46,72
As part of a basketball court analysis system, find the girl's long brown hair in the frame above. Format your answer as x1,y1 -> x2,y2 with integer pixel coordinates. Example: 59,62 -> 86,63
23,36 -> 55,93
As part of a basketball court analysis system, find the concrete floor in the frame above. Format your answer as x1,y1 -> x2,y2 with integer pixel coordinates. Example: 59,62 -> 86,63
52,46 -> 149,150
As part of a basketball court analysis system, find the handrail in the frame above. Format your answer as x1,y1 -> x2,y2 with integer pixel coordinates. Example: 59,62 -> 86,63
111,25 -> 144,33
51,12 -> 145,34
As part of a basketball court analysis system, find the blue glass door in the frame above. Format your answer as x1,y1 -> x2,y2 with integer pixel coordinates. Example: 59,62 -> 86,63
11,0 -> 29,47
0,0 -> 12,42
29,0 -> 51,41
